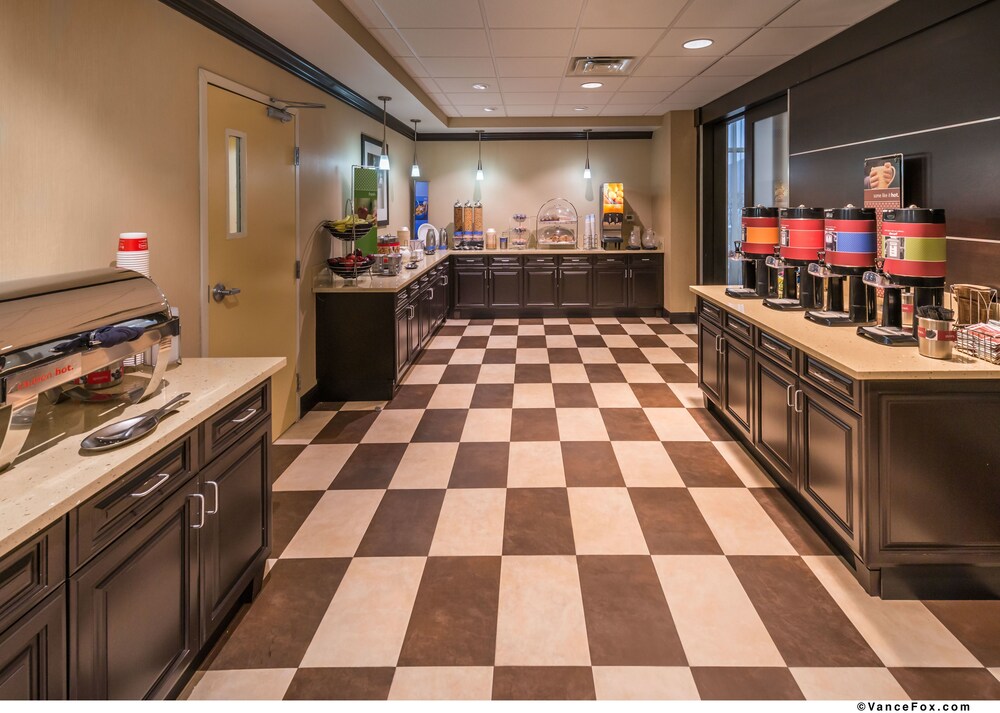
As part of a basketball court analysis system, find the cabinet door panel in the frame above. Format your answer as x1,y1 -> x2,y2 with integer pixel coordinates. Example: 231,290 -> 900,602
629,268 -> 661,308
454,269 -> 487,308
524,269 -> 557,307
0,587 -> 66,700
697,321 -> 722,404
723,335 -> 752,437
754,356 -> 797,489
489,269 -> 521,308
593,269 -> 627,307
558,269 -> 591,307
395,307 -> 411,377
418,290 -> 434,346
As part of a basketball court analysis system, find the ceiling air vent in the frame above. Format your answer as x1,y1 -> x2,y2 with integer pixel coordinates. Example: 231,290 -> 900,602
568,57 -> 635,77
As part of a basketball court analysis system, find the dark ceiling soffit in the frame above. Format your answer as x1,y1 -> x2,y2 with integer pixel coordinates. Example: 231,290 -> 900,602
697,0 -> 992,125
420,131 -> 654,141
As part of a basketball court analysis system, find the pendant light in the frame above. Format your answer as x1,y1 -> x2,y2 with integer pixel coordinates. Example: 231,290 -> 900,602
583,129 -> 592,179
476,130 -> 485,181
410,119 -> 421,178
377,96 -> 391,171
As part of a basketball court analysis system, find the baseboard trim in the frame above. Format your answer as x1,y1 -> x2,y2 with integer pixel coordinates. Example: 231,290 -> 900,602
666,311 -> 697,324
299,384 -> 321,416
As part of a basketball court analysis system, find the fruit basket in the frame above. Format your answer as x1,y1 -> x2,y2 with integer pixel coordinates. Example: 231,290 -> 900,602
323,221 -> 374,241
327,251 -> 376,278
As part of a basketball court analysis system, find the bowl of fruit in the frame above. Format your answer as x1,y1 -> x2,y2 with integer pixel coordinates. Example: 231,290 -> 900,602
327,249 -> 376,278
324,208 -> 374,240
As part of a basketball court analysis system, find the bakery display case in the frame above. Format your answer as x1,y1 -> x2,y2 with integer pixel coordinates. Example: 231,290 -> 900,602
536,198 -> 578,249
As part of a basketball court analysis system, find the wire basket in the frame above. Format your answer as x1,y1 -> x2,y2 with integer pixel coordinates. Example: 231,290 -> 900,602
956,323 -> 1000,364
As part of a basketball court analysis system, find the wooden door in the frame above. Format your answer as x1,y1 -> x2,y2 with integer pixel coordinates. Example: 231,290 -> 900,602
454,269 -> 488,308
207,85 -> 298,436
754,355 -> 797,489
722,334 -> 752,437
0,590 -> 66,700
524,268 -> 557,307
558,268 -> 591,307
697,320 -> 722,404
629,268 -> 661,308
489,269 -> 521,307
593,268 -> 627,307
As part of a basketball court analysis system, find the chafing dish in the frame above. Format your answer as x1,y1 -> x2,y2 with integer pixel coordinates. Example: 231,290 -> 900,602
0,268 -> 180,470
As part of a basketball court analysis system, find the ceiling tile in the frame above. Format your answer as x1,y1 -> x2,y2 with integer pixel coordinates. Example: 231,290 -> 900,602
701,54 -> 792,76
421,57 -> 497,76
504,104 -> 557,116
499,77 -> 562,92
491,29 -> 575,57
652,98 -> 702,112
580,0 -> 686,28
445,91 -> 503,104
428,92 -> 451,105
370,27 -> 412,57
729,25 -> 844,55
572,28 -> 665,57
340,0 -> 391,29
553,105 -> 604,116
434,77 -> 498,92
399,28 -> 490,56
375,0 -> 484,28
395,55 -> 430,77
632,55 -> 718,76
678,75 -> 748,94
600,104 -> 656,116
416,77 -> 442,93
770,0 -> 898,27
456,104 -> 507,117
675,0 -> 795,28
668,88 -> 729,105
607,91 -> 670,105
502,92 -> 559,105
494,57 -> 568,76
484,0 -> 583,28
442,105 -> 461,116
558,76 -> 627,92
556,91 -> 612,105
650,27 -> 757,56
619,75 -> 690,92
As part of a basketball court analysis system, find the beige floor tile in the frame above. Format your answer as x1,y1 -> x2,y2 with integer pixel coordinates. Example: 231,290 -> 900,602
690,488 -> 797,555
429,488 -> 506,556
264,558 -> 276,578
477,364 -> 516,384
389,667 -> 494,700
281,490 -> 384,558
591,383 -> 641,408
493,318 -> 518,326
686,363 -> 698,375
487,335 -> 518,349
603,334 -> 639,348
991,668 -> 1000,684
612,442 -> 684,487
404,365 -> 447,385
550,364 -> 590,383
803,556 -> 981,668
495,555 -> 591,666
644,408 -> 709,441
618,364 -> 664,383
546,334 -> 578,348
568,487 -> 649,555
187,668 -> 297,700
515,348 -> 549,364
676,324 -> 698,335
518,325 -> 546,336
275,411 -> 336,444
273,444 -> 356,491
339,400 -> 388,411
507,441 -> 566,487
643,317 -> 668,324
427,384 -> 476,409
659,334 -> 697,347
593,666 -> 700,700
668,383 -> 704,409
592,317 -> 620,325
301,557 -> 426,668
622,323 -> 655,335
714,441 -> 776,487
653,555 -> 784,666
578,347 -> 615,364
512,383 -> 556,408
449,348 -> 486,364
641,348 -> 683,364
543,317 -> 570,325
427,335 -> 461,349
570,324 -> 601,335
460,408 -> 512,441
790,667 -> 908,700
556,408 -> 609,441
463,325 -> 493,337
390,442 -> 460,489
361,408 -> 424,443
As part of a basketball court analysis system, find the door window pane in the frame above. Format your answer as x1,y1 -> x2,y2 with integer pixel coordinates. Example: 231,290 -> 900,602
753,112 -> 789,208
726,117 -> 746,285
227,132 -> 246,237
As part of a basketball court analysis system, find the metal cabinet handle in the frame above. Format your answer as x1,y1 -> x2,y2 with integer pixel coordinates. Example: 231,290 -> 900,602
786,384 -> 794,408
131,472 -> 169,498
793,389 -> 804,413
206,480 -> 219,515
809,368 -> 840,388
408,305 -> 415,320
442,276 -> 449,286
190,493 -> 206,529
427,288 -> 434,300
760,338 -> 786,358
717,335 -> 726,354
231,407 -> 257,424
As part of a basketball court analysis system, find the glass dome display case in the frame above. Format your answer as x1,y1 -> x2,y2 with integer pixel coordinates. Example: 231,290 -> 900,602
536,198 -> 578,248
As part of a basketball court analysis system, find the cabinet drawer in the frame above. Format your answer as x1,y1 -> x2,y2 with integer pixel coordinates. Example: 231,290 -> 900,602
757,329 -> 795,367
453,256 -> 486,266
628,254 -> 662,266
0,519 -> 66,635
524,256 -> 556,265
70,432 -> 198,572
489,256 -> 520,266
594,255 -> 626,266
724,312 -> 753,343
559,256 -> 591,266
203,383 -> 269,462
803,356 -> 857,409
395,290 -> 412,310
699,299 -> 723,326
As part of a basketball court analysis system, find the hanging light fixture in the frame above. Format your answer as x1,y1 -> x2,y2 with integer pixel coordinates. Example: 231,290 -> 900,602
377,96 -> 391,171
475,130 -> 485,181
410,119 -> 421,178
583,129 -> 592,180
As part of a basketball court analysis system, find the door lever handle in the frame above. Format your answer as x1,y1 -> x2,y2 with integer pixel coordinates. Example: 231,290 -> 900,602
212,283 -> 242,302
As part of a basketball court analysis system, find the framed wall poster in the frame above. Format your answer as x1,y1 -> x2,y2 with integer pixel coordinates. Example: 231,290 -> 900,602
361,134 -> 389,226
413,180 -> 429,233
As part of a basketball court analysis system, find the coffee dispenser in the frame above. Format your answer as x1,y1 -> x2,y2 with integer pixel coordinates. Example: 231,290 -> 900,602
763,206 -> 825,310
726,206 -> 778,299
805,206 -> 877,326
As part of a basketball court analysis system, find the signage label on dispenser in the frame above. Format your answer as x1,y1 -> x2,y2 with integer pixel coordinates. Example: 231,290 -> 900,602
7,354 -> 81,399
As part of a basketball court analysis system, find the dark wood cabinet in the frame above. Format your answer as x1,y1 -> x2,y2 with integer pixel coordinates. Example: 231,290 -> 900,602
593,267 -> 627,308
629,268 -> 661,309
524,267 -> 557,307
697,318 -> 722,404
395,305 -> 411,379
417,286 -> 434,347
489,269 -> 521,307
454,269 -> 488,308
558,268 -> 591,307
754,355 -> 798,489
722,333 -> 753,437
0,587 -> 66,700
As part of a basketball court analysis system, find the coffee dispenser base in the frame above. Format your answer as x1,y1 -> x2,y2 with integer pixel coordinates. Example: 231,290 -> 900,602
724,287 -> 763,299
805,310 -> 873,327
857,325 -> 918,346
764,297 -> 808,311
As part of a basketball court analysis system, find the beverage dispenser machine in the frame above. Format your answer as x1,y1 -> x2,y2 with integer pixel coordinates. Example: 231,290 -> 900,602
601,182 -> 623,250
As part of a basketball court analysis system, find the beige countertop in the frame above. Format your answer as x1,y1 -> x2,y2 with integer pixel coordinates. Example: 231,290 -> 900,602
314,248 -> 664,294
691,285 -> 1000,381
0,357 -> 285,558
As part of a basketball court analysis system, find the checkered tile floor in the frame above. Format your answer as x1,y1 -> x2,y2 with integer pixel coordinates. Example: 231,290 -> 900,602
182,317 -> 1000,700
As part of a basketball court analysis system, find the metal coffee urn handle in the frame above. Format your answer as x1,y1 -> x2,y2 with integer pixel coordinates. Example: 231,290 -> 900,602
212,283 -> 242,302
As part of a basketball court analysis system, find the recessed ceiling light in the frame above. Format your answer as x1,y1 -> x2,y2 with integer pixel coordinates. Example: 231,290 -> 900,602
683,38 -> 714,49
574,106 -> 588,111
472,83 -> 489,90
483,106 -> 498,112
580,82 -> 604,89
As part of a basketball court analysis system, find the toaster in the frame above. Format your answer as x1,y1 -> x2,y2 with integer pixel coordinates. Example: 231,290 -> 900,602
371,252 -> 403,276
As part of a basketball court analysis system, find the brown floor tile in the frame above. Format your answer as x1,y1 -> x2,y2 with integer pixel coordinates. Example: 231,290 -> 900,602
617,317 -> 645,324
597,324 -> 627,335
450,442 -> 510,488
578,555 -> 688,666
568,317 -> 594,324
397,556 -> 501,666
650,323 -> 682,335
553,383 -> 598,408
437,325 -> 467,336
889,667 -> 1000,700
284,668 -> 395,700
730,556 -> 882,667
273,444 -> 306,483
630,383 -> 683,408
492,667 -> 596,700
751,489 -> 836,556
545,324 -> 573,335
209,558 -> 350,669
511,408 -> 560,441
601,408 -> 659,441
355,489 -> 445,557
692,667 -> 804,700
629,488 -> 723,554
330,443 -> 407,489
503,488 -> 576,555
311,401 -> 344,411
313,411 -> 379,444
458,336 -> 489,349
562,442 -> 625,486
923,601 -> 1000,666
441,364 -> 482,384
609,347 -> 648,364
514,364 -> 551,383
471,383 -> 515,408
673,347 -> 699,364
584,364 -> 626,383
548,348 -> 583,363
519,318 -> 543,325
415,348 -> 453,365
631,335 -> 670,348
653,364 -> 697,383
470,318 -> 495,325
412,409 -> 468,442
574,334 -> 607,348
491,324 -> 518,335
690,408 -> 734,440
483,348 -> 517,364
272,491 -> 324,557
663,442 -> 744,487
384,384 -> 437,410
517,335 -> 548,348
